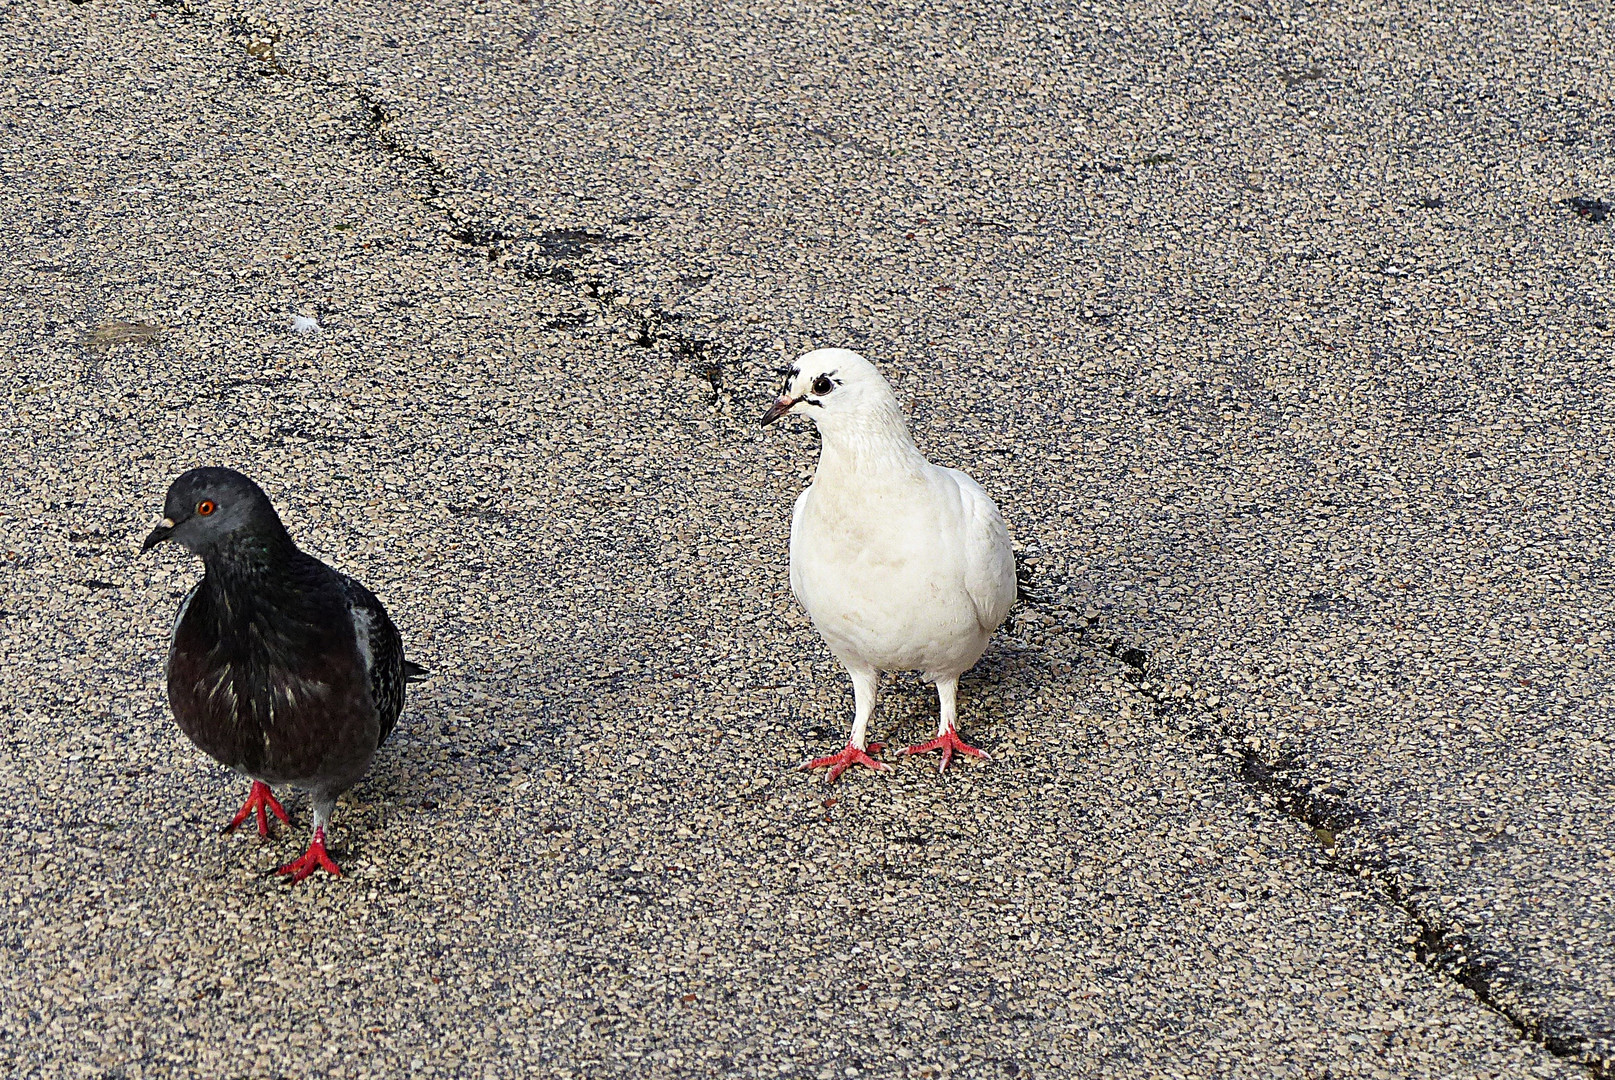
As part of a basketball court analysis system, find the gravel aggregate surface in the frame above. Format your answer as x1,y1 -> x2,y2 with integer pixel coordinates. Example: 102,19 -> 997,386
1,0 -> 1609,1077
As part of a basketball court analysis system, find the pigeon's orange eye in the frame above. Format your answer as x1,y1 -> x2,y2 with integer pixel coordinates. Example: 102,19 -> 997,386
196,500 -> 216,516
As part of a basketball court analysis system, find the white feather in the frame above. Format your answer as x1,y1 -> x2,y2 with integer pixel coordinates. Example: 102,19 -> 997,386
349,602 -> 376,680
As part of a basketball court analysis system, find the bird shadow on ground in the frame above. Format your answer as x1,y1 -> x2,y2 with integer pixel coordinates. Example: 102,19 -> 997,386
781,564 -> 1150,768
320,674 -> 579,870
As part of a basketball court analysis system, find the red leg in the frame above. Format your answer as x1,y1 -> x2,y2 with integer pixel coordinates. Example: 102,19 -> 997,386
276,826 -> 343,883
222,781 -> 291,836
798,742 -> 891,783
901,727 -> 989,774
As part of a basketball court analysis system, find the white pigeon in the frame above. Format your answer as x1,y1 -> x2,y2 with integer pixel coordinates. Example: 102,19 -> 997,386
762,347 -> 1017,781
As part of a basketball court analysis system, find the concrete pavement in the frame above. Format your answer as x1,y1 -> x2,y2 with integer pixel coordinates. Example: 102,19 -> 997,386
0,0 -> 1609,1076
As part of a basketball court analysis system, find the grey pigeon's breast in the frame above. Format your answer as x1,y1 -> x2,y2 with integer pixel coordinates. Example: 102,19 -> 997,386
165,578 -> 380,789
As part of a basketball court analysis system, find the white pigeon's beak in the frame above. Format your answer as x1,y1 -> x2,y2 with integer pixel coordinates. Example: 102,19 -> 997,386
760,395 -> 799,427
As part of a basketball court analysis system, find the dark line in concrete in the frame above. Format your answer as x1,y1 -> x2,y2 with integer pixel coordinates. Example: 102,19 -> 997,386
1099,628 -> 1612,1080
1230,744 -> 1611,1079
205,16 -> 737,402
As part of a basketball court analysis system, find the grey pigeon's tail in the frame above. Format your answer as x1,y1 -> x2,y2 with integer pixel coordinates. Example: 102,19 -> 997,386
403,660 -> 429,682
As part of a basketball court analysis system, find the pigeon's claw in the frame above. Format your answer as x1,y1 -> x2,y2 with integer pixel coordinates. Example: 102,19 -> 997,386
223,780 -> 291,837
798,742 -> 891,783
275,827 -> 343,883
901,730 -> 989,774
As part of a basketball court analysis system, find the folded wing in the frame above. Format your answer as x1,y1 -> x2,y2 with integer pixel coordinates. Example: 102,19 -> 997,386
339,574 -> 411,746
941,466 -> 1017,635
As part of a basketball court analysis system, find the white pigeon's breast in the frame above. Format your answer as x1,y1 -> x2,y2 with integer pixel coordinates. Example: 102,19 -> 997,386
790,475 -> 993,676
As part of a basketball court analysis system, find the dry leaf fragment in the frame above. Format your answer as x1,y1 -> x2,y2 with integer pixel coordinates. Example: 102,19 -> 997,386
88,321 -> 162,348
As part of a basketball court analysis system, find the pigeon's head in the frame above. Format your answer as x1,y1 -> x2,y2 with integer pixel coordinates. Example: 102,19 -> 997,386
142,467 -> 285,557
760,348 -> 898,428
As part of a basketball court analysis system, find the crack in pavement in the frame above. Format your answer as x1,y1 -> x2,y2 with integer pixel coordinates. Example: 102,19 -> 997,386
1100,628 -> 1613,1080
992,552 -> 1614,1079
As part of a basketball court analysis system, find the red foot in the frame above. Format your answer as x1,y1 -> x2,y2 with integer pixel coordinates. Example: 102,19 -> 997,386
901,729 -> 990,774
223,781 -> 291,837
275,827 -> 343,883
799,742 -> 891,783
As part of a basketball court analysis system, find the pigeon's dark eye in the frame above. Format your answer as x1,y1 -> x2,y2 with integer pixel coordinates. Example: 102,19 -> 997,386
196,500 -> 216,517
811,375 -> 833,396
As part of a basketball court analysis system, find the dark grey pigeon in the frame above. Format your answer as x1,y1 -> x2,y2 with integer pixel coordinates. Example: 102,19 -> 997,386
143,467 -> 424,882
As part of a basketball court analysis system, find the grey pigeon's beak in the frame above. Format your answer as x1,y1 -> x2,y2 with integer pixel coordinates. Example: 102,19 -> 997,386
142,517 -> 176,553
760,395 -> 798,427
